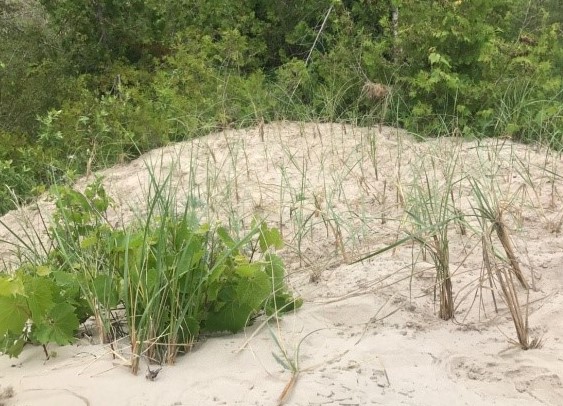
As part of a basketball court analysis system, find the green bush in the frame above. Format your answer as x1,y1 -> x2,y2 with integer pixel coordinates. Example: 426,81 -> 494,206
0,178 -> 301,374
0,263 -> 86,358
0,0 -> 561,218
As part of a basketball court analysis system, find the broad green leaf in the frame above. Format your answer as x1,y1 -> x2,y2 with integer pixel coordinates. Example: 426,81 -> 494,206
172,221 -> 191,251
0,277 -> 25,297
33,302 -> 78,346
213,284 -> 237,307
259,223 -> 284,252
176,239 -> 204,273
0,332 -> 27,358
0,295 -> 29,333
51,271 -> 76,287
178,266 -> 206,295
145,268 -> 160,295
235,272 -> 271,309
234,262 -> 263,278
113,231 -> 144,252
205,301 -> 254,333
264,253 -> 286,291
181,316 -> 200,340
25,278 -> 55,322
92,274 -> 120,308
206,280 -> 221,302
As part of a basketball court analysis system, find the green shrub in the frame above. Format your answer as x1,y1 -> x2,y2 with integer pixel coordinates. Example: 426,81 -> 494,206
0,178 -> 301,375
1,0 -> 562,219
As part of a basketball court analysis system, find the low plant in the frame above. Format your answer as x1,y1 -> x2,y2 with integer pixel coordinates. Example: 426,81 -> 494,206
0,178 -> 109,358
0,176 -> 302,374
47,177 -> 117,342
0,263 -> 85,358
270,328 -> 323,406
403,145 -> 463,320
118,170 -> 301,373
470,176 -> 538,349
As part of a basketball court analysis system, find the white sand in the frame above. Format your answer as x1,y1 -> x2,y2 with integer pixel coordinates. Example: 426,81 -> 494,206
1,122 -> 563,405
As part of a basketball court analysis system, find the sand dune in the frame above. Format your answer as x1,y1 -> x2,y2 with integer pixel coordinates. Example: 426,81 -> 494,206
1,122 -> 562,405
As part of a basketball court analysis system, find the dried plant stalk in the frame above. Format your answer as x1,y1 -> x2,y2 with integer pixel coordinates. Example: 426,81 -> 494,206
481,235 -> 499,313
362,81 -> 390,101
481,230 -> 538,349
493,215 -> 529,289
278,372 -> 299,405
430,235 -> 453,320
495,265 -> 530,348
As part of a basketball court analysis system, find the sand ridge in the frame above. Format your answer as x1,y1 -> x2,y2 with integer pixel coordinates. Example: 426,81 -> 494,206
1,121 -> 563,405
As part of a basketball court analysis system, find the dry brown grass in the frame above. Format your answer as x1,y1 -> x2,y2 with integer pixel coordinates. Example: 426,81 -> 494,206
362,81 -> 390,101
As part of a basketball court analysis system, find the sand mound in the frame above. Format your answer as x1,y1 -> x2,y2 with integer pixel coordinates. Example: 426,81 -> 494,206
1,121 -> 563,405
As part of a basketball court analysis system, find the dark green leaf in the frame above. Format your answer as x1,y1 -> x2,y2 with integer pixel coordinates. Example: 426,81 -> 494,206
235,272 -> 271,309
264,253 -> 286,291
92,274 -> 120,308
25,277 -> 55,322
33,302 -> 78,346
0,332 -> 27,358
234,261 -> 263,278
205,301 -> 254,333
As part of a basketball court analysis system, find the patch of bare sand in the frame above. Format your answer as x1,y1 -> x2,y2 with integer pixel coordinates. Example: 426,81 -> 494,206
1,121 -> 563,405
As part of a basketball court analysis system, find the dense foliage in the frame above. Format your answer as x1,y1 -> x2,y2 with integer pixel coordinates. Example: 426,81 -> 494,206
0,179 -> 300,370
0,0 -> 562,214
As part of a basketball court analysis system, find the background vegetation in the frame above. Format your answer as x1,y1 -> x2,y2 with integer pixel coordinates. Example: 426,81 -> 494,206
0,0 -> 562,214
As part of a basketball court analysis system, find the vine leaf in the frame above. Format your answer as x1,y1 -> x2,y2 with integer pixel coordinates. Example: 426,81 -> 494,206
25,278 -> 55,321
205,300 -> 254,333
237,271 -> 271,309
0,277 -> 25,297
258,221 -> 284,252
206,270 -> 271,333
0,332 -> 27,358
0,295 -> 29,333
33,303 -> 79,346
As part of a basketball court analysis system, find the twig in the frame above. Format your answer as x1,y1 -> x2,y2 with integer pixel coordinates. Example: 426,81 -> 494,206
290,5 -> 334,99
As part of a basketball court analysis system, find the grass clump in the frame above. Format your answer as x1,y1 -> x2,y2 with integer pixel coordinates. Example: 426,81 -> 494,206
403,147 -> 463,320
470,175 -> 540,349
0,174 -> 301,374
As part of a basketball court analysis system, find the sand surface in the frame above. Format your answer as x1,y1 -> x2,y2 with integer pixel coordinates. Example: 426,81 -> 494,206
1,122 -> 563,405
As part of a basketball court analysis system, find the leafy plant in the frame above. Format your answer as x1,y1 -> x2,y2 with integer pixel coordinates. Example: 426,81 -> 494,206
0,264 -> 83,358
115,169 -> 301,373
270,328 -> 323,405
0,173 -> 301,373
46,176 -> 118,343
0,172 -> 301,373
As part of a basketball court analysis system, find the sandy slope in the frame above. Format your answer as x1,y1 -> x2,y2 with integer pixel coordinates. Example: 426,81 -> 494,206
1,122 -> 563,405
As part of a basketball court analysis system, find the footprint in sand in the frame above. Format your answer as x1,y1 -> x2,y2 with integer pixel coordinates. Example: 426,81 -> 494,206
445,355 -> 503,382
445,355 -> 563,405
514,373 -> 563,405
